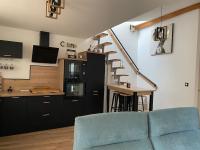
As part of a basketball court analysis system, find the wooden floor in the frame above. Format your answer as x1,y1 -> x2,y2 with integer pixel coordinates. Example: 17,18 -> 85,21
0,127 -> 74,150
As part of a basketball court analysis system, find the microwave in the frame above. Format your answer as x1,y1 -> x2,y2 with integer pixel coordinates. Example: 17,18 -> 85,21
64,81 -> 85,97
64,60 -> 86,82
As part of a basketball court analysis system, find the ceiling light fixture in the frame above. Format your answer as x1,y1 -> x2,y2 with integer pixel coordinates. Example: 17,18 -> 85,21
46,0 -> 65,19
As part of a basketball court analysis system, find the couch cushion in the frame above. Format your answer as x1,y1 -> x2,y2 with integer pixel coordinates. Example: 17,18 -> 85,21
149,107 -> 200,137
86,138 -> 153,150
151,130 -> 200,150
73,112 -> 148,150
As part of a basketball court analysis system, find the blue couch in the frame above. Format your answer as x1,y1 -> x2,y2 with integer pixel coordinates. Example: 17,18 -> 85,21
73,107 -> 200,150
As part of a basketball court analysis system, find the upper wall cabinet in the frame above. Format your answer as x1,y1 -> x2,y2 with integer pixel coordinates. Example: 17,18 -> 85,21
0,40 -> 23,58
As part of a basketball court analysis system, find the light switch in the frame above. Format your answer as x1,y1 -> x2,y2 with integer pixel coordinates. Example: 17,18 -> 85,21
185,82 -> 189,87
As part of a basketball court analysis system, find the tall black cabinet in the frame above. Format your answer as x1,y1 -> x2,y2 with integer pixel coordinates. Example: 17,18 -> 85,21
63,52 -> 105,123
85,53 -> 105,114
62,60 -> 87,126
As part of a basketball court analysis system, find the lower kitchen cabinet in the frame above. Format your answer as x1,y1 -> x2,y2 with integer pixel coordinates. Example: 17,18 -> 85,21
0,94 -> 100,137
86,93 -> 103,115
0,97 -> 27,136
0,95 -> 63,137
63,97 -> 85,126
27,95 -> 63,131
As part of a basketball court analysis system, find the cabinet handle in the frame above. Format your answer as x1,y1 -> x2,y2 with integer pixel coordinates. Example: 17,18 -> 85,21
43,96 -> 51,98
42,113 -> 50,117
11,97 -> 20,99
43,101 -> 50,104
93,90 -> 99,93
72,99 -> 79,102
93,94 -> 99,96
3,54 -> 12,57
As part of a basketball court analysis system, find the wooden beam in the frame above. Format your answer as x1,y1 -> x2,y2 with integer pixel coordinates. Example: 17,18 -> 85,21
135,3 -> 200,31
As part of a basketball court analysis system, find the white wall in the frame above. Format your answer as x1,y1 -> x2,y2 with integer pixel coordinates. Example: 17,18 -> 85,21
137,10 -> 200,109
197,10 -> 200,109
112,22 -> 138,64
0,25 -> 84,79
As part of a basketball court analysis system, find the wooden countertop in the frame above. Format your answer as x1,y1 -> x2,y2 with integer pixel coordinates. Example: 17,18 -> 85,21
0,91 -> 65,97
107,84 -> 155,95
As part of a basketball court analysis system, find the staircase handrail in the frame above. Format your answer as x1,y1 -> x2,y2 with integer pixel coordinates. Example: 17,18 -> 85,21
108,29 -> 158,90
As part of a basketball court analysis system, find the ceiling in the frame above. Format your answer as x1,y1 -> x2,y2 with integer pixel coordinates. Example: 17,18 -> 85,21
0,0 -> 182,38
130,0 -> 200,22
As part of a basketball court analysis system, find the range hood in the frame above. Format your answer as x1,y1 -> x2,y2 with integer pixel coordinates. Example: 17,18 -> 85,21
40,31 -> 49,47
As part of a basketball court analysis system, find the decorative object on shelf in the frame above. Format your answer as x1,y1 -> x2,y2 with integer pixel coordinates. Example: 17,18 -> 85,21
60,41 -> 77,48
0,63 -> 15,70
60,41 -> 77,58
7,86 -> 13,93
87,45 -> 92,52
127,83 -> 131,88
46,0 -> 65,19
67,49 -> 76,59
151,5 -> 174,56
10,64 -> 14,70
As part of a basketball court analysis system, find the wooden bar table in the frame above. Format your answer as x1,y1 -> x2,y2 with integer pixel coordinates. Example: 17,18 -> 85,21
107,84 -> 155,112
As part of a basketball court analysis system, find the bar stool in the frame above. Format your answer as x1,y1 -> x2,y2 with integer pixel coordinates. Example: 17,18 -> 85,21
110,92 -> 133,112
110,92 -> 120,112
138,95 -> 147,112
118,93 -> 133,111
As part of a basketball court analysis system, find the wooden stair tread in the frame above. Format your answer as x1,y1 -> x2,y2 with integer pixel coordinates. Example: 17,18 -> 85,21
112,66 -> 125,69
119,81 -> 128,84
95,42 -> 112,49
93,33 -> 108,40
112,74 -> 129,77
104,51 -> 117,55
108,59 -> 121,62
119,93 -> 132,96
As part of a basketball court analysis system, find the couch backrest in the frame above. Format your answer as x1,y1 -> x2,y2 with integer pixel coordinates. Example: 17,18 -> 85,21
73,112 -> 148,150
149,107 -> 200,137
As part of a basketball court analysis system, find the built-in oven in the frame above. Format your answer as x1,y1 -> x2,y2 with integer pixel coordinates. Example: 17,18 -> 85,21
64,81 -> 85,97
64,60 -> 86,97
64,60 -> 86,82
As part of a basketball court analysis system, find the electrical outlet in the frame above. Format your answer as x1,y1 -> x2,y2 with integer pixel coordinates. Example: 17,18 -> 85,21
185,82 -> 189,87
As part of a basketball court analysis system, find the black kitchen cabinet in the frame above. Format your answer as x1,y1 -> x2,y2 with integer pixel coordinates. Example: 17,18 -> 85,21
0,97 -> 27,136
86,93 -> 103,114
85,53 -> 105,114
0,40 -> 23,58
63,97 -> 85,126
27,95 -> 63,131
0,95 -> 63,137
0,54 -> 106,137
